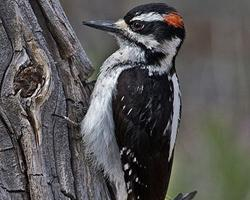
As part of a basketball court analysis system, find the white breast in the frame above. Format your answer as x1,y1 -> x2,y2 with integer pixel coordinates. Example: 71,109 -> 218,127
81,64 -> 132,200
81,46 -> 146,200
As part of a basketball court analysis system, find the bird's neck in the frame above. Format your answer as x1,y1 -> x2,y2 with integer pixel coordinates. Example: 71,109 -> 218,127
102,45 -> 177,76
102,37 -> 181,76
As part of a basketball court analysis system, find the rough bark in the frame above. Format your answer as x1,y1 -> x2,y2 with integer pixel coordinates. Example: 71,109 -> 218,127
0,0 -> 111,199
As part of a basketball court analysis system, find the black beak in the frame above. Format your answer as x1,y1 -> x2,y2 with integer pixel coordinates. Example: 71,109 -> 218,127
82,20 -> 121,34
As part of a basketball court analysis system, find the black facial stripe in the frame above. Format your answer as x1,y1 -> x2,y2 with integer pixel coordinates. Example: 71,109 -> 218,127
118,35 -> 166,65
128,20 -> 153,34
127,20 -> 185,42
118,31 -> 167,66
119,33 -> 167,66
145,51 -> 166,65
118,31 -> 148,51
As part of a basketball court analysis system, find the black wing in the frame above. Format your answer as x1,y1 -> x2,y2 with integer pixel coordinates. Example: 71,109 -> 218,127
112,67 -> 176,200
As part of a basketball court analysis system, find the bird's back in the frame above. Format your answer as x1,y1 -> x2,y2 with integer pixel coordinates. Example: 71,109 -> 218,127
112,67 -> 178,200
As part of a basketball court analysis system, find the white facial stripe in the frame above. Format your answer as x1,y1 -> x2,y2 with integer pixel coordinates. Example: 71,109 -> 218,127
126,29 -> 160,49
160,37 -> 181,66
131,12 -> 163,22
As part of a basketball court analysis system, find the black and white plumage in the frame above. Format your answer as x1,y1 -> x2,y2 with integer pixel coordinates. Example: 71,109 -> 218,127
81,3 -> 185,200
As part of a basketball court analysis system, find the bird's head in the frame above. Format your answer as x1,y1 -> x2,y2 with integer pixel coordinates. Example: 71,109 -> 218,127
83,3 -> 185,65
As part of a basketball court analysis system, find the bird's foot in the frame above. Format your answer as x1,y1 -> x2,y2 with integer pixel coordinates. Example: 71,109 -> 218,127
173,191 -> 197,200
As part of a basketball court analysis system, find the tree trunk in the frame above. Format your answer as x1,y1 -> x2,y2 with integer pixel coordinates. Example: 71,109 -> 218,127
0,0 -> 111,199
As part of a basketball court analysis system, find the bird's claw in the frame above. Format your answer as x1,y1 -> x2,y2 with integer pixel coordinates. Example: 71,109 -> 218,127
173,191 -> 197,200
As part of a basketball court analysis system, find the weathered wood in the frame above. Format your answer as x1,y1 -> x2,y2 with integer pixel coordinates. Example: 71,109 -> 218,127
0,0 -> 111,199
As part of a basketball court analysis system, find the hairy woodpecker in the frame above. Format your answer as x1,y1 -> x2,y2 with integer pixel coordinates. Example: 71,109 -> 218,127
81,3 -> 185,200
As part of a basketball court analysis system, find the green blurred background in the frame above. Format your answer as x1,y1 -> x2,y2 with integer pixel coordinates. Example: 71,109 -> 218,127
60,0 -> 250,199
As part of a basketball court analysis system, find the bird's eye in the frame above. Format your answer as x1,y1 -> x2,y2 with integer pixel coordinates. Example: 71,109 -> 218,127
130,21 -> 144,31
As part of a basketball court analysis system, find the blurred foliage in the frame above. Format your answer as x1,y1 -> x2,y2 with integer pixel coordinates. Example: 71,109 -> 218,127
168,116 -> 250,200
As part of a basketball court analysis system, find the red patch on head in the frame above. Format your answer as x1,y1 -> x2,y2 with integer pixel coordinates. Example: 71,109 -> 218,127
164,12 -> 184,28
